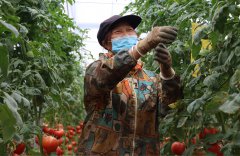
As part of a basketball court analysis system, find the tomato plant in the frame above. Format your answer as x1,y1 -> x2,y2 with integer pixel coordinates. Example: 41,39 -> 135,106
0,0 -> 88,155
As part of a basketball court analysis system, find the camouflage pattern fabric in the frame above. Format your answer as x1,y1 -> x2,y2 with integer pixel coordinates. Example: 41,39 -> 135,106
77,50 -> 183,156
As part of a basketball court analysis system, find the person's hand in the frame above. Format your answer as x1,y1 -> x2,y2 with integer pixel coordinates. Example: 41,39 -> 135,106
154,43 -> 172,68
136,26 -> 178,55
154,43 -> 175,80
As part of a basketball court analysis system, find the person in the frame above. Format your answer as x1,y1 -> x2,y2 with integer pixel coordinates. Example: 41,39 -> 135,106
77,14 -> 183,156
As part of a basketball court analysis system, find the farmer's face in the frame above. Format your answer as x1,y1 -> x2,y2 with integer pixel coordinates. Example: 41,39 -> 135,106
104,22 -> 137,51
111,22 -> 137,39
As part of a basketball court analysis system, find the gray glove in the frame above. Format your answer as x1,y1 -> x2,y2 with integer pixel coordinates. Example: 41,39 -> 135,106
136,26 -> 178,55
154,43 -> 172,69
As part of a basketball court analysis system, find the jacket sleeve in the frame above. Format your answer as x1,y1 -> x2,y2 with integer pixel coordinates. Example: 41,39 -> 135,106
84,50 -> 137,94
158,75 -> 183,117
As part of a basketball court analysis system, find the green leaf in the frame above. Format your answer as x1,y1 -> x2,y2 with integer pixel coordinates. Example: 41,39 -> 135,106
193,26 -> 208,45
0,143 -> 8,156
11,91 -> 30,107
219,93 -> 240,114
24,0 -> 38,4
22,70 -> 32,78
212,4 -> 229,33
1,0 -> 16,14
177,116 -> 188,128
204,133 -> 224,144
208,31 -> 218,47
3,92 -> 23,125
203,72 -> 221,90
205,91 -> 228,113
21,97 -> 31,107
25,87 -> 41,96
0,104 -> 17,142
6,0 -> 21,4
11,92 -> 22,104
35,72 -> 47,88
28,149 -> 41,156
191,43 -> 201,59
18,24 -> 28,36
229,69 -> 240,91
0,20 -> 19,37
13,59 -> 24,68
176,12 -> 196,24
0,45 -> 9,81
187,98 -> 205,113
235,46 -> 240,57
3,92 -> 18,110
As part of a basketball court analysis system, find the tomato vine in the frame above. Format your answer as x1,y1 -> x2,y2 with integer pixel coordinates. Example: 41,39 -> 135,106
0,0 -> 88,155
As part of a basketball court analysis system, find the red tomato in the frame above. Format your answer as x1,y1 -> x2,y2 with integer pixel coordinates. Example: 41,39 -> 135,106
67,134 -> 73,140
56,146 -> 64,156
74,147 -> 78,153
54,129 -> 65,139
171,141 -> 185,155
58,138 -> 64,145
207,143 -> 223,156
42,135 -> 59,154
191,137 -> 196,144
42,126 -> 49,134
72,141 -> 77,146
69,130 -> 75,136
67,144 -> 73,151
76,126 -> 81,130
12,153 -> 19,156
76,129 -> 82,134
14,143 -> 25,155
48,128 -> 56,135
199,128 -> 210,139
209,128 -> 218,135
199,127 -> 219,139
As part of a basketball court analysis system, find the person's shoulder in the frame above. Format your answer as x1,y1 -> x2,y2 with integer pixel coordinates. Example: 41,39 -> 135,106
85,60 -> 102,74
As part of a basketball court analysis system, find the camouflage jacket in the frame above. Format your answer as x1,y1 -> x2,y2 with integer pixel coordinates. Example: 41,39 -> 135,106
77,50 -> 183,156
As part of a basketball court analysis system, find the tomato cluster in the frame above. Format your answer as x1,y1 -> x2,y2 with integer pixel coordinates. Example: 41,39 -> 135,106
168,127 -> 223,156
198,127 -> 218,139
35,121 -> 84,156
199,127 -> 223,156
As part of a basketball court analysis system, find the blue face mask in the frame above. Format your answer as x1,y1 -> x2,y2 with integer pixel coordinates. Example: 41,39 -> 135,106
111,35 -> 138,53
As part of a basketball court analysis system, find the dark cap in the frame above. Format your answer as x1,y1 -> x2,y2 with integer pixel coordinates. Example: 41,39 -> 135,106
97,14 -> 142,46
